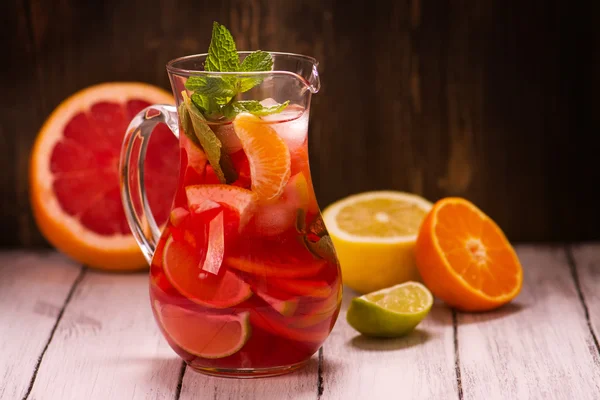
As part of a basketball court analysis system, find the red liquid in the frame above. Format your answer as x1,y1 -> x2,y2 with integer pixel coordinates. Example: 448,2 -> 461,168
149,113 -> 342,374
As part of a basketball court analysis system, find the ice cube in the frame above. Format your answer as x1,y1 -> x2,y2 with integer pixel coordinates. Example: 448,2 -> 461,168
253,202 -> 296,236
261,103 -> 309,152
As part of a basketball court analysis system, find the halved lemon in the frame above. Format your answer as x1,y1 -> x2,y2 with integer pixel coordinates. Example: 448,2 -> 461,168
323,191 -> 433,294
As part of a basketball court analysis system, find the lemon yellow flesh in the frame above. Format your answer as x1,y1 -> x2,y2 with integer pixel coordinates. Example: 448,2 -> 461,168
336,198 -> 429,237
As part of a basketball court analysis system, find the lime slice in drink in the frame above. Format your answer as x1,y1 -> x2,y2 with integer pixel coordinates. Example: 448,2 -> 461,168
154,301 -> 251,359
346,282 -> 433,337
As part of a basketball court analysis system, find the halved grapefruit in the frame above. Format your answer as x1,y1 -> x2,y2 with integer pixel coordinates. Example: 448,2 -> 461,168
154,301 -> 251,359
30,82 -> 179,271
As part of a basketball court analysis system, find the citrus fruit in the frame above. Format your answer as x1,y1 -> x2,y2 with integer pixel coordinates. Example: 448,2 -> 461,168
226,257 -> 326,279
415,197 -> 523,311
250,309 -> 331,343
323,191 -> 433,294
162,236 -> 252,308
30,82 -> 178,271
254,289 -> 299,317
290,289 -> 342,329
186,184 -> 256,229
154,301 -> 250,359
270,278 -> 332,298
232,113 -> 291,202
346,281 -> 433,337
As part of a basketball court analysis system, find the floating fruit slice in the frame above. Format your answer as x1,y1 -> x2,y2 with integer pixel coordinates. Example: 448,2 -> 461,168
163,236 -> 252,308
233,113 -> 291,202
155,301 -> 251,359
170,207 -> 189,227
415,197 -> 523,311
186,185 -> 256,229
250,309 -> 330,343
226,257 -> 326,279
346,281 -> 433,337
323,191 -> 433,294
270,278 -> 332,298
255,290 -> 298,317
181,130 -> 207,176
284,172 -> 310,211
252,202 -> 297,236
202,211 -> 224,275
291,289 -> 342,329
29,82 -> 178,270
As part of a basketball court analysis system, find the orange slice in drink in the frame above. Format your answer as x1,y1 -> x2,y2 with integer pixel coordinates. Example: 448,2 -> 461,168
162,236 -> 252,308
154,301 -> 250,359
233,113 -> 291,202
415,197 -> 523,311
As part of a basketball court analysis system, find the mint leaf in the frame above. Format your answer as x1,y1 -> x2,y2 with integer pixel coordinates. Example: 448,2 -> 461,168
304,235 -> 337,265
240,51 -> 273,72
239,51 -> 273,92
177,102 -> 199,146
191,93 -> 210,113
185,76 -> 207,91
191,93 -> 229,119
193,77 -> 236,98
182,92 -> 226,183
230,100 -> 289,116
205,22 -> 240,72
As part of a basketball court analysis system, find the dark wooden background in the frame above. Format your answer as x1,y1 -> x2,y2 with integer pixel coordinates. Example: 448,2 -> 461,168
2,0 -> 598,247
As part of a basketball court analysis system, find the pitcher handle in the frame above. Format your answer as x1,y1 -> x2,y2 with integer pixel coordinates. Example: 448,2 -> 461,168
119,104 -> 180,264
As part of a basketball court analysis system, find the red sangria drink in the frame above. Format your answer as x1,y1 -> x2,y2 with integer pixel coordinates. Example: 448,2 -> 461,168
120,22 -> 341,377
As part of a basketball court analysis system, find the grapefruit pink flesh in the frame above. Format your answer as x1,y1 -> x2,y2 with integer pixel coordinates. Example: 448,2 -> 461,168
162,236 -> 252,308
50,99 -> 178,236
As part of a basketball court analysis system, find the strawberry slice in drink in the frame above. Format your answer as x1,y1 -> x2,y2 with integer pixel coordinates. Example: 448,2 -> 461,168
162,235 -> 251,308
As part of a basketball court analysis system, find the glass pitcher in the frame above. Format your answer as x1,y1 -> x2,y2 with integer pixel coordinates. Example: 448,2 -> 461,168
119,53 -> 342,378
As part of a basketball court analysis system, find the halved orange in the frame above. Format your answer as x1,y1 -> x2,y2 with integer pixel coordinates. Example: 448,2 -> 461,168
30,82 -> 178,271
415,198 -> 523,311
232,113 -> 291,202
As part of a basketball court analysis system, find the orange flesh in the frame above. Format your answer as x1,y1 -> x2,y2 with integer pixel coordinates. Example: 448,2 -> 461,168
433,202 -> 521,298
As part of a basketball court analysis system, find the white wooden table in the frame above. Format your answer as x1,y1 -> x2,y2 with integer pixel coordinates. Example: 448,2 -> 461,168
1,244 -> 599,400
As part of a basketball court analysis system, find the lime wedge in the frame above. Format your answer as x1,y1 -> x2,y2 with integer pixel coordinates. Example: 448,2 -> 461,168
346,282 -> 433,337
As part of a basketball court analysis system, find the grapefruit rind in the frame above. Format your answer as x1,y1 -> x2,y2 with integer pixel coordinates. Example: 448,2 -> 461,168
29,82 -> 174,271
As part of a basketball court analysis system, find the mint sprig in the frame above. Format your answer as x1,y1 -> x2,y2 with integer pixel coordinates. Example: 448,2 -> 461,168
184,22 -> 287,119
181,92 -> 237,183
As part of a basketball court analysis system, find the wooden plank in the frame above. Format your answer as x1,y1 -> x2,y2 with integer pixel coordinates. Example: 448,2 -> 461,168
0,251 -> 81,400
1,0 -> 599,245
179,353 -> 319,399
457,245 -> 600,400
27,269 -> 182,400
320,288 -> 457,399
569,243 -> 600,356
